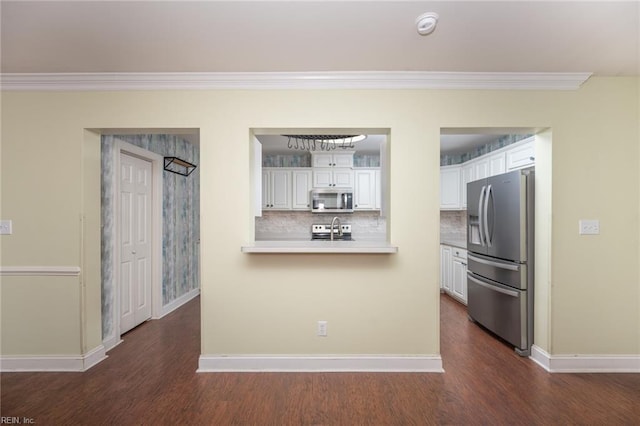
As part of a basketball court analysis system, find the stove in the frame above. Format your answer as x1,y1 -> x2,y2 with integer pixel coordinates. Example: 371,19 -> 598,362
311,223 -> 353,241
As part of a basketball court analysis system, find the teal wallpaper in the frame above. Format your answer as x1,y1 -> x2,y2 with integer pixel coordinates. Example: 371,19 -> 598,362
101,134 -> 200,341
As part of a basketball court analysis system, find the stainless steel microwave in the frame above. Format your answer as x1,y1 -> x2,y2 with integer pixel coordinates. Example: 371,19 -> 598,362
310,188 -> 354,213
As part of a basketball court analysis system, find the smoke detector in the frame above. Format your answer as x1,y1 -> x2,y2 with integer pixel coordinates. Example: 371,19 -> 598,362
416,12 -> 439,36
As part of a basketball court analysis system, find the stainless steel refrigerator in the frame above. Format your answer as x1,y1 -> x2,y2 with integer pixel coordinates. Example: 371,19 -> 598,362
466,169 -> 534,356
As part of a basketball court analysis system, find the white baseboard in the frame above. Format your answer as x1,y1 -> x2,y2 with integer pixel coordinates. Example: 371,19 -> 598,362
102,335 -> 124,353
530,345 -> 640,373
197,355 -> 444,373
1,345 -> 107,372
157,287 -> 200,319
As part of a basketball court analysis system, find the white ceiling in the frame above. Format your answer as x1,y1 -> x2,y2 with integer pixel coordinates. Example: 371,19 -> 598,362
3,2 -> 637,153
1,1 -> 638,75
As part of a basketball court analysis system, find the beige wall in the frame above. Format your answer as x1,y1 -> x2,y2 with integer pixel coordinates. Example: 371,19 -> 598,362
1,77 -> 638,360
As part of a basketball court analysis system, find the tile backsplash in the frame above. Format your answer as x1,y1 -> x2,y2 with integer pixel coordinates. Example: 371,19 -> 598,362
440,210 -> 467,240
256,211 -> 386,240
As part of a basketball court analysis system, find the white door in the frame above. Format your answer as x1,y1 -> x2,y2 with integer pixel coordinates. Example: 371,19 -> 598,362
120,153 -> 153,334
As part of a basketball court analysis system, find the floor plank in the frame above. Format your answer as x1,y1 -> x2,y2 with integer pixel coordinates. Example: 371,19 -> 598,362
1,294 -> 639,425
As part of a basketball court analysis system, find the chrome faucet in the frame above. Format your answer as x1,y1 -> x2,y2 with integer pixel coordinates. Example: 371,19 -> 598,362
330,216 -> 343,241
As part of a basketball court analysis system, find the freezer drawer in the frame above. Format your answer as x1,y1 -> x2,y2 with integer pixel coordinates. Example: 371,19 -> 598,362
468,253 -> 527,290
467,272 -> 528,351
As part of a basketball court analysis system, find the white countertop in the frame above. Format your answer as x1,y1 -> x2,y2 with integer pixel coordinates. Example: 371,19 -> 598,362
242,240 -> 398,254
440,236 -> 467,249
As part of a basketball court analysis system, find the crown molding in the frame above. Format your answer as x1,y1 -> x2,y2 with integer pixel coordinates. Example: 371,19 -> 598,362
0,71 -> 592,91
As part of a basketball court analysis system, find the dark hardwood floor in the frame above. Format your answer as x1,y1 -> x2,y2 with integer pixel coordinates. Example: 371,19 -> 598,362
2,294 -> 639,425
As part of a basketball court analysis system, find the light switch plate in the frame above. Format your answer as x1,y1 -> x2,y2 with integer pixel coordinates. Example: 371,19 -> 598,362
579,219 -> 599,235
0,220 -> 12,235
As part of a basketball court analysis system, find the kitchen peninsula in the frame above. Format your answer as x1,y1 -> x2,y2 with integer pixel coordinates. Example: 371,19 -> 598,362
241,240 -> 398,253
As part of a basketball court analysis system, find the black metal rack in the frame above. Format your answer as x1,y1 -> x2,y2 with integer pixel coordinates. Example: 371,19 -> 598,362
164,157 -> 197,176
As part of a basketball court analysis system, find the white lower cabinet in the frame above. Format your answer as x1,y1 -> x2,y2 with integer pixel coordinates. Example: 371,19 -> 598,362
440,245 -> 452,292
441,244 -> 467,304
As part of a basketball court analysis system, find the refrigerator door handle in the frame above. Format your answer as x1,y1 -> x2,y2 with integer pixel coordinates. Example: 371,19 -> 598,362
484,184 -> 492,247
478,185 -> 486,246
468,273 -> 519,298
468,254 -> 520,271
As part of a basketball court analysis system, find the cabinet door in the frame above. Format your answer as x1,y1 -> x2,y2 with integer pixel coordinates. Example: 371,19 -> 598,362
333,153 -> 354,168
270,170 -> 292,209
313,169 -> 333,187
440,166 -> 461,209
452,258 -> 467,304
292,170 -> 312,210
474,159 -> 489,180
354,170 -> 376,210
461,163 -> 474,209
507,140 -> 535,170
312,153 -> 334,168
261,170 -> 271,209
375,169 -> 382,210
332,169 -> 354,188
489,152 -> 506,176
440,245 -> 452,291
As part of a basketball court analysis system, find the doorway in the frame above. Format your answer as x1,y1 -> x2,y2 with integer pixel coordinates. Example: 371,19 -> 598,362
438,128 -> 550,359
100,131 -> 201,351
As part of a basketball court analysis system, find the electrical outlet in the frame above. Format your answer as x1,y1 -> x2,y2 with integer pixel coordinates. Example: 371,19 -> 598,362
0,220 -> 12,235
317,320 -> 328,337
579,219 -> 600,235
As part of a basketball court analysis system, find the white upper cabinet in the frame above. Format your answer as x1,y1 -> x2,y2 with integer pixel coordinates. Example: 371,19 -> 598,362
375,169 -> 382,210
489,152 -> 506,176
473,158 -> 489,180
311,151 -> 355,188
263,168 -> 292,210
291,169 -> 313,210
440,165 -> 461,210
313,168 -> 354,188
506,138 -> 535,170
461,163 -> 475,209
440,137 -> 536,210
311,151 -> 354,168
354,169 -> 379,210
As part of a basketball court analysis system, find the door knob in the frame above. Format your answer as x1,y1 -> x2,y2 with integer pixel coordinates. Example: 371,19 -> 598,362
132,250 -> 136,254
